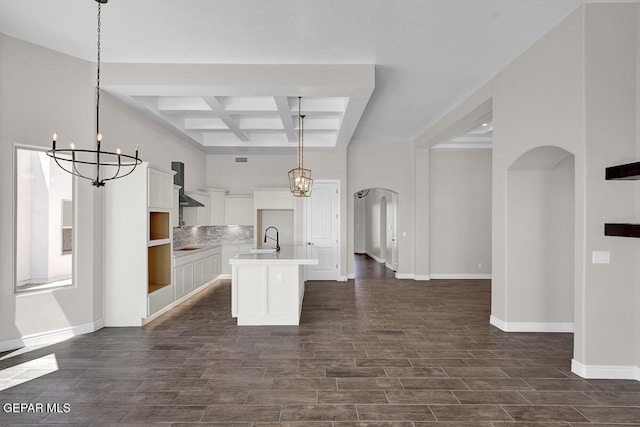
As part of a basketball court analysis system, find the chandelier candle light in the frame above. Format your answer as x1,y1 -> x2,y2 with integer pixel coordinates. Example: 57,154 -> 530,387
288,97 -> 313,197
47,0 -> 141,187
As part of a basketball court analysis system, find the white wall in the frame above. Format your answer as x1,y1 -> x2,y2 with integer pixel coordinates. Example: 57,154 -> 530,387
429,148 -> 492,277
46,153 -> 73,280
360,188 -> 397,265
354,195 -> 366,253
364,191 -> 381,259
15,150 -> 32,281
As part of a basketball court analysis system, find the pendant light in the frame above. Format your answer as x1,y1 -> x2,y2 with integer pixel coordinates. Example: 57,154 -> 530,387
47,0 -> 141,187
288,97 -> 313,197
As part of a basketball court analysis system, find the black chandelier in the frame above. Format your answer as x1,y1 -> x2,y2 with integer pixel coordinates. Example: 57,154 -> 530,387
47,0 -> 141,187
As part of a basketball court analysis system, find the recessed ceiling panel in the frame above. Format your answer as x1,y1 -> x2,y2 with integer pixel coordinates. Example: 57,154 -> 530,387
103,64 -> 374,152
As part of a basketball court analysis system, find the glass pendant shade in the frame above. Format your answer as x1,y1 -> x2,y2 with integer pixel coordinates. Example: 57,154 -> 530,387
288,167 -> 313,197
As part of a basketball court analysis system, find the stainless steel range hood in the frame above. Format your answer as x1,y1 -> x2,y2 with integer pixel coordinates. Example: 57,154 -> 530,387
171,162 -> 204,208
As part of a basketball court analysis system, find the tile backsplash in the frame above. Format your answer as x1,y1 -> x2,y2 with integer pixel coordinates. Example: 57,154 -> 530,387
173,225 -> 254,248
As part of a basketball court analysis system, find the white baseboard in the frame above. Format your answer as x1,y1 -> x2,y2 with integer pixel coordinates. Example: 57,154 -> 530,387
572,359 -> 640,380
143,276 -> 224,326
218,274 -> 231,280
0,318 -> 104,353
414,274 -> 431,281
430,273 -> 492,280
347,273 -> 355,279
395,273 -> 414,280
489,315 -> 574,333
365,252 -> 386,264
337,276 -> 348,282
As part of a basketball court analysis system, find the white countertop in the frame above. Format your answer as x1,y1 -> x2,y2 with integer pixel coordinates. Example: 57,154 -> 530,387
230,245 -> 319,265
173,244 -> 222,257
173,241 -> 253,258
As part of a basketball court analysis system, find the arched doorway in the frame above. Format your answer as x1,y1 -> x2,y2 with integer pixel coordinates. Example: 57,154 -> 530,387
504,146 -> 575,330
353,188 -> 398,278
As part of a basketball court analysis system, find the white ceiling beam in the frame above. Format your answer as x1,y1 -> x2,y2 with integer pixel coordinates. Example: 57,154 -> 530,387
202,96 -> 250,142
275,97 -> 297,143
132,96 -> 205,146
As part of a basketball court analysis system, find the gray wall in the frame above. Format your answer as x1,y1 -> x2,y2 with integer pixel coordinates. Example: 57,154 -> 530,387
0,34 -> 98,344
416,3 -> 640,377
507,150 -> 574,324
429,148 -> 492,277
347,139 -> 415,278
0,34 -> 209,347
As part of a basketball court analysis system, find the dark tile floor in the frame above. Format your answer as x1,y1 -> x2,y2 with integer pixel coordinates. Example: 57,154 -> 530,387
1,255 -> 639,425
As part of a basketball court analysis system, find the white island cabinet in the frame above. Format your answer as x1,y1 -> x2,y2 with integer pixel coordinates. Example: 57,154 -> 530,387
229,246 -> 318,325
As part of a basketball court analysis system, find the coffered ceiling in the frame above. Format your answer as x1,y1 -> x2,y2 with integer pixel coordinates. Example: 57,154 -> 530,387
0,0 -> 587,152
136,95 -> 350,149
131,94 -> 360,149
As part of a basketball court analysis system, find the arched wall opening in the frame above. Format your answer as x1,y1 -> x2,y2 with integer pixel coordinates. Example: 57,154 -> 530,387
354,188 -> 398,274
504,146 -> 575,329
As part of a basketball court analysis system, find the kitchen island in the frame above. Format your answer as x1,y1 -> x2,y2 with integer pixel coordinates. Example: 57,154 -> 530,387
229,246 -> 318,325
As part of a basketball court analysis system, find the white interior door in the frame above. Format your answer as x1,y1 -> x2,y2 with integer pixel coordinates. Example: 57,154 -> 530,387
305,181 -> 339,281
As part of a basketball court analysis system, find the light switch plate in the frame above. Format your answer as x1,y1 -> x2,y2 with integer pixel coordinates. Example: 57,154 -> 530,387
592,251 -> 610,264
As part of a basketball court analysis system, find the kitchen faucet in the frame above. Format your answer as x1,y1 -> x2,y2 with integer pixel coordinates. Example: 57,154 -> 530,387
264,226 -> 280,252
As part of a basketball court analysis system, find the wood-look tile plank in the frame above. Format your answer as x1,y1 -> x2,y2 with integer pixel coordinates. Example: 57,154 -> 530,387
1,257 -> 637,425
280,405 -> 358,421
355,404 -> 435,421
502,405 -> 590,423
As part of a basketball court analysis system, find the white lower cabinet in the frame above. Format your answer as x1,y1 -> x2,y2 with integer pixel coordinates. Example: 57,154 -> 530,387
148,284 -> 175,315
212,251 -> 221,279
173,246 -> 222,300
174,254 -> 194,299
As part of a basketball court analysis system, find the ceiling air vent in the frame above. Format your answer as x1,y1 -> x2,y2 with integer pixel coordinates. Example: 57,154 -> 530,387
235,157 -> 248,163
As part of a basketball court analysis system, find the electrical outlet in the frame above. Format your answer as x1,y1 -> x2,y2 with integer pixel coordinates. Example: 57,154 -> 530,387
592,251 -> 610,264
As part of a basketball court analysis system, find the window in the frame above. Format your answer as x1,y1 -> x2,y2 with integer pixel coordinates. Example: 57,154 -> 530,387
15,146 -> 73,292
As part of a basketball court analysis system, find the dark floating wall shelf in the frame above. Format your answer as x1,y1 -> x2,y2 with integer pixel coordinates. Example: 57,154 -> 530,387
604,162 -> 640,237
604,223 -> 640,238
605,161 -> 640,180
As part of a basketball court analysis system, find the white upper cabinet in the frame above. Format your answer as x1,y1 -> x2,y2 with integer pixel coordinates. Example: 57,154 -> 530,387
148,166 -> 174,209
183,190 -> 211,226
254,189 -> 294,210
224,195 -> 254,226
207,189 -> 227,225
